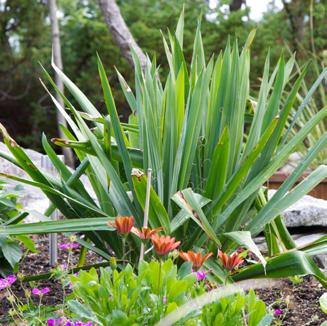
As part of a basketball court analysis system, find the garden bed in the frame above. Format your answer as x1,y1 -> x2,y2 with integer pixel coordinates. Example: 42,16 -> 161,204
1,235 -> 326,325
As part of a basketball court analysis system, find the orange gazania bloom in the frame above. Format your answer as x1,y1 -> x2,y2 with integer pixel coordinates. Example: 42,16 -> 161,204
132,226 -> 163,240
108,216 -> 134,235
179,250 -> 213,269
217,250 -> 244,271
151,234 -> 181,255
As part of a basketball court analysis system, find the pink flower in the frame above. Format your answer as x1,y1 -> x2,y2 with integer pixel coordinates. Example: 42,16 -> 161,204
32,287 -> 50,296
32,288 -> 41,295
196,270 -> 207,281
6,275 -> 17,284
59,243 -> 80,250
47,319 -> 63,326
274,309 -> 283,316
41,287 -> 50,294
0,275 -> 16,290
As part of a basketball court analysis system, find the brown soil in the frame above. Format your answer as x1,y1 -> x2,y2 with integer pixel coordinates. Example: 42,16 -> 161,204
0,236 -> 326,325
0,235 -> 103,321
257,277 -> 327,325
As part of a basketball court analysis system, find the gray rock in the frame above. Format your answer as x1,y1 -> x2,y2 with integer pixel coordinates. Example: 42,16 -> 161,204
0,142 -> 96,222
268,189 -> 327,227
0,142 -> 51,222
278,152 -> 302,174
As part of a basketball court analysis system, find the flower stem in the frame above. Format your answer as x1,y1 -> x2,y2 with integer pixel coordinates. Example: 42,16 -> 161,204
158,259 -> 162,295
139,168 -> 152,262
122,237 -> 126,266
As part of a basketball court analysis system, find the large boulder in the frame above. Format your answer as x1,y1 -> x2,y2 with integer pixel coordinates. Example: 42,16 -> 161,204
268,189 -> 327,227
0,142 -> 95,222
0,142 -> 51,222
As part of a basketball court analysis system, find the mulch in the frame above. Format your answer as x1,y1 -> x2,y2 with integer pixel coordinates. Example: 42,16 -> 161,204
0,235 -> 326,325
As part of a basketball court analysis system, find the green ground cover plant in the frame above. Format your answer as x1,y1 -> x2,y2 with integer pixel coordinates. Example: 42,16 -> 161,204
0,182 -> 35,275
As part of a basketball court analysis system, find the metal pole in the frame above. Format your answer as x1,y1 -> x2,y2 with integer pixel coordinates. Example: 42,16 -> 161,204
41,155 -> 63,266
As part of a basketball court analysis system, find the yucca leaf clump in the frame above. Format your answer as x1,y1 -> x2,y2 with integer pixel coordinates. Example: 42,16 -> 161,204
0,11 -> 326,285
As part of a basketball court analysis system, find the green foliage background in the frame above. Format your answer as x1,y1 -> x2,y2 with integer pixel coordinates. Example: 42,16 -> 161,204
0,0 -> 326,150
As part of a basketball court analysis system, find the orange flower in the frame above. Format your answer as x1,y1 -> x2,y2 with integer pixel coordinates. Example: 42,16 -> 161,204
108,216 -> 134,235
132,226 -> 163,240
151,234 -> 181,255
217,250 -> 244,271
179,250 -> 213,268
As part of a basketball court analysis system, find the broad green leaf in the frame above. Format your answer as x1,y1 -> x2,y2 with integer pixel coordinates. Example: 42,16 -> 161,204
319,293 -> 327,314
233,251 -> 327,287
173,189 -> 220,246
0,217 -> 113,235
224,231 -> 266,269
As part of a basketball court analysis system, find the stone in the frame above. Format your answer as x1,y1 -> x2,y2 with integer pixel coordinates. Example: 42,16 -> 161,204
0,142 -> 96,222
0,142 -> 52,222
268,189 -> 327,227
278,152 -> 302,174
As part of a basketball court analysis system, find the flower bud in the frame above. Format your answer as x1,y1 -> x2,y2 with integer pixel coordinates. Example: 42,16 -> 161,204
7,295 -> 15,304
8,308 -> 16,316
110,257 -> 117,270
69,235 -> 77,242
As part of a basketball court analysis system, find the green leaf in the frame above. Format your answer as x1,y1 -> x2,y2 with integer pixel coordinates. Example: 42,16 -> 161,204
178,261 -> 193,279
223,231 -> 266,269
16,235 -> 38,253
233,251 -> 327,287
0,217 -> 113,235
319,293 -> 327,314
67,300 -> 100,323
173,189 -> 220,246
1,238 -> 22,268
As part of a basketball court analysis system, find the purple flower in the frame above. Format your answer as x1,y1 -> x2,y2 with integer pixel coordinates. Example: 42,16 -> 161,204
62,320 -> 92,326
47,320 -> 56,326
274,309 -> 283,316
41,287 -> 50,294
196,270 -> 206,281
32,288 -> 41,295
0,275 -> 17,290
0,280 -> 8,290
60,243 -> 80,250
32,287 -> 50,296
6,275 -> 16,285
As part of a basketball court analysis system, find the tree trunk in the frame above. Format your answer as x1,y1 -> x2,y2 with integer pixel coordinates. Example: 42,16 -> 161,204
97,0 -> 148,70
229,0 -> 245,12
282,0 -> 305,55
48,0 -> 74,167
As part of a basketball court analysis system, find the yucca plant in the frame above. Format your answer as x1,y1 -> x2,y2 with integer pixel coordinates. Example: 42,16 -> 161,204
285,59 -> 327,169
0,12 -> 326,285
